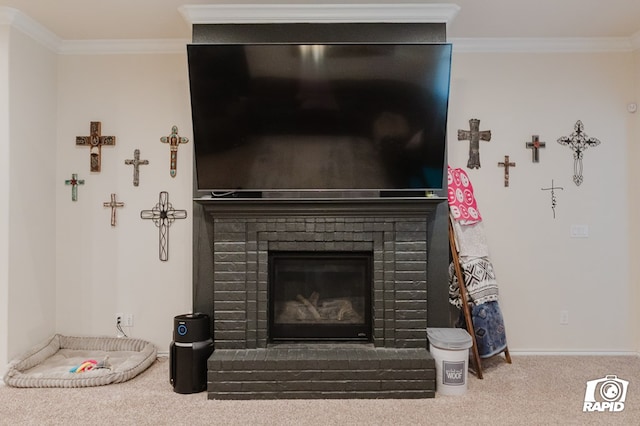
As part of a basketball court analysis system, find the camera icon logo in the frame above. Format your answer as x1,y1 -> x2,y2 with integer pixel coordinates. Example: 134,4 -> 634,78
583,375 -> 629,412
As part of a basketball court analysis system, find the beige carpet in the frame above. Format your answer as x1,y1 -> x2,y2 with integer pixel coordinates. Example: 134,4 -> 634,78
0,355 -> 638,425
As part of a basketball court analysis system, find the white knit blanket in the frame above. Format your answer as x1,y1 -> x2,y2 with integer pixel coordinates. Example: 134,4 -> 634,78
449,257 -> 500,308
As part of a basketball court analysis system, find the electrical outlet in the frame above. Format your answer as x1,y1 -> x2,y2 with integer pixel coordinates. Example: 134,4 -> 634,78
115,313 -> 134,327
560,310 -> 569,325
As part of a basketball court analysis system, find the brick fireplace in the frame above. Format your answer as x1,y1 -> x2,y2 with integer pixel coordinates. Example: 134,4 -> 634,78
186,2 -> 456,399
193,198 -> 449,399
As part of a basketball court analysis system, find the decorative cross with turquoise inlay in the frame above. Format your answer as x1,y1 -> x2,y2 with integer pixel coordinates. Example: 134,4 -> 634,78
65,173 -> 85,201
160,125 -> 188,178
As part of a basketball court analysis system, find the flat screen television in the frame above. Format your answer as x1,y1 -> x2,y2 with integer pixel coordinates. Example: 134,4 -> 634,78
187,43 -> 452,197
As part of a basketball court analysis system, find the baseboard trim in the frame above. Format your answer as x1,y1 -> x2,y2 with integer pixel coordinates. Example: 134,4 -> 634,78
509,350 -> 640,357
156,349 -> 639,358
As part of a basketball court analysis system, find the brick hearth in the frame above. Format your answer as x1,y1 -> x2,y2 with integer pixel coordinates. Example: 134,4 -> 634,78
193,198 -> 448,399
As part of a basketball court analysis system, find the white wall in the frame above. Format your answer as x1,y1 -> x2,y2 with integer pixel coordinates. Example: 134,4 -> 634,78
52,48 -> 635,354
2,26 -> 639,366
629,49 -> 640,352
0,23 -> 9,370
3,27 -> 58,364
448,51 -> 634,352
55,53 -> 193,352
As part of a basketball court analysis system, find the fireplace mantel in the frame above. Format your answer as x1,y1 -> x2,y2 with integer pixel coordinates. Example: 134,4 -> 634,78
195,196 -> 445,218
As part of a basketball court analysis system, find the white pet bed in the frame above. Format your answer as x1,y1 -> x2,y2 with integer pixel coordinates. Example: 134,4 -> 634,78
3,334 -> 157,388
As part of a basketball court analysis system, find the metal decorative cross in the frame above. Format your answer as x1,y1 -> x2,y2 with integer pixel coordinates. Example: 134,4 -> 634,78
458,119 -> 491,169
103,193 -> 125,227
124,149 -> 149,187
498,155 -> 516,187
76,121 -> 116,172
160,125 -> 188,178
541,179 -> 564,219
140,191 -> 187,261
65,173 -> 85,201
526,135 -> 546,163
557,120 -> 601,186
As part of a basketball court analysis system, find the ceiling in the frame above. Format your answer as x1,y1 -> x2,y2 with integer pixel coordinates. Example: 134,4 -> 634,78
1,0 -> 640,41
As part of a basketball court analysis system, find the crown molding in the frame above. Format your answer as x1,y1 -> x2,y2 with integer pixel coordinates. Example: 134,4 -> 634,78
451,37 -> 635,54
0,6 -> 60,52
57,39 -> 189,55
178,3 -> 461,24
2,5 -> 639,55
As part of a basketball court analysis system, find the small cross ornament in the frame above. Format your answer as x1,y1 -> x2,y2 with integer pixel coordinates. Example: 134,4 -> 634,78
124,149 -> 149,187
65,173 -> 85,201
458,119 -> 491,169
160,125 -> 188,178
498,155 -> 516,187
103,193 -> 125,226
141,191 -> 187,261
76,121 -> 116,172
541,179 -> 564,219
526,135 -> 546,163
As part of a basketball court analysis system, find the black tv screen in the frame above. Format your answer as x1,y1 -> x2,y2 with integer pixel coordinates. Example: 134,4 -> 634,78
187,43 -> 452,195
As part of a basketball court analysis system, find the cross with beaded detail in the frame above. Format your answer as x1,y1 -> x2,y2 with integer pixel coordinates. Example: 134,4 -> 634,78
124,149 -> 149,187
103,193 -> 124,227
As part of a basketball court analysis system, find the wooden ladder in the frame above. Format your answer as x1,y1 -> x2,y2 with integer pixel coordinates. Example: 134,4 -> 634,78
448,217 -> 512,379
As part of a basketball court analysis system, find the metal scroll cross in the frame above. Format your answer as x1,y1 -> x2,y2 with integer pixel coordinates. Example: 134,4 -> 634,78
498,155 -> 516,187
140,191 -> 187,261
526,135 -> 546,163
103,193 -> 125,227
76,121 -> 116,172
458,119 -> 491,169
160,125 -> 188,178
124,149 -> 149,187
557,120 -> 601,186
541,179 -> 564,219
64,173 -> 85,201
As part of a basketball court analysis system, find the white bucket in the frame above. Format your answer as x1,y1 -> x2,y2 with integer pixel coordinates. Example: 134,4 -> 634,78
427,328 -> 472,396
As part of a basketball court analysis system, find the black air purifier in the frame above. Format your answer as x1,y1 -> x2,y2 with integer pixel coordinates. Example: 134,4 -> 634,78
170,313 -> 214,394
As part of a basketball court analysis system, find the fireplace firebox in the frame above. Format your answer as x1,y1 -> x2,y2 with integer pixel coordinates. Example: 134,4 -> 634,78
269,251 -> 372,342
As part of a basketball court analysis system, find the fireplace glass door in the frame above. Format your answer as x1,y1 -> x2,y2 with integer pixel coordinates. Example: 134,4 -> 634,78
269,251 -> 372,342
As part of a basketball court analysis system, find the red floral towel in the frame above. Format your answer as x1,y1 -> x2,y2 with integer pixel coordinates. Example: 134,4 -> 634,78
448,166 -> 482,224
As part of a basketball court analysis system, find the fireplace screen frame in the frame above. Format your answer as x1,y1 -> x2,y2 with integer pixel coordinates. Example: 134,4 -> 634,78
268,251 -> 373,342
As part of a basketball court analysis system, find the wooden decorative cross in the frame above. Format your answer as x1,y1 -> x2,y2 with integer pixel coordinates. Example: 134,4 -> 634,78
76,121 -> 116,172
498,155 -> 516,187
103,193 -> 125,227
541,179 -> 564,219
140,191 -> 187,261
557,120 -> 601,186
526,135 -> 546,163
124,149 -> 149,187
64,173 -> 85,201
458,118 -> 491,169
160,125 -> 188,178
